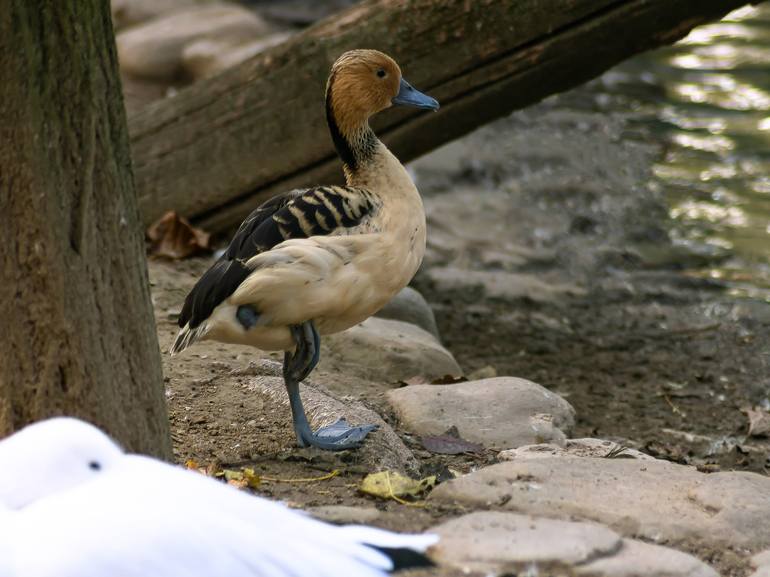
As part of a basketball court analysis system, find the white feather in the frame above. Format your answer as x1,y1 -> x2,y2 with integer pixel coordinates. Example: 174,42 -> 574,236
0,418 -> 437,577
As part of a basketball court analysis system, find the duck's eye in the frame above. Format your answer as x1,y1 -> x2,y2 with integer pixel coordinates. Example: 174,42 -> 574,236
88,460 -> 102,471
376,69 -> 386,79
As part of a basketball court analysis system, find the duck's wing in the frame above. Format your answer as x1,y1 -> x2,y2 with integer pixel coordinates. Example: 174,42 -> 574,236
176,186 -> 376,336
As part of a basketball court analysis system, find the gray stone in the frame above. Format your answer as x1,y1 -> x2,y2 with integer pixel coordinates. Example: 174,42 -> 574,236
386,377 -> 575,450
320,317 -> 460,384
430,511 -> 621,573
307,505 -> 383,525
117,3 -> 272,81
753,550 -> 770,568
375,286 -> 440,340
427,266 -> 586,302
111,0 -> 204,30
245,360 -> 419,474
181,32 -> 292,80
431,456 -> 770,550
576,539 -> 718,577
499,438 -> 656,461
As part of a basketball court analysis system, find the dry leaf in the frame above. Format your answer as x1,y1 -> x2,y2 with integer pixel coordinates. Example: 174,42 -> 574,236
421,426 -> 483,455
359,471 -> 436,503
742,406 -> 770,437
146,210 -> 211,259
430,374 -> 467,385
220,468 -> 261,489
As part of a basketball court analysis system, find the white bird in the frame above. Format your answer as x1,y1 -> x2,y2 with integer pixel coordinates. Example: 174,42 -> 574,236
0,418 -> 437,577
171,49 -> 439,450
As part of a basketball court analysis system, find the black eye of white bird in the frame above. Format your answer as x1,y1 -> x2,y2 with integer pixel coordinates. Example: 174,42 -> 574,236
88,460 -> 102,471
376,69 -> 386,78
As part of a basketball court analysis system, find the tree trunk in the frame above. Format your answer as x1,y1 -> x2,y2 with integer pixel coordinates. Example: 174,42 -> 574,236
129,0 -> 749,234
0,1 -> 171,457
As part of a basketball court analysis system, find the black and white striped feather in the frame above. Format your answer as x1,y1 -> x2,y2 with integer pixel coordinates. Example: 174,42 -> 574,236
172,186 -> 378,352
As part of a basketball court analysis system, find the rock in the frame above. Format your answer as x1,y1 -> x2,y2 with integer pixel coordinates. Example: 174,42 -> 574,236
430,511 -> 621,573
375,287 -> 441,340
427,266 -> 586,302
111,0 -> 203,30
576,539 -> 718,577
431,456 -> 770,550
499,438 -> 656,461
386,377 -> 575,450
320,317 -> 460,384
752,551 -> 770,577
182,32 -> 292,81
169,359 -> 418,474
117,3 -> 273,81
307,505 -> 383,525
110,0 -> 211,30
245,360 -> 419,474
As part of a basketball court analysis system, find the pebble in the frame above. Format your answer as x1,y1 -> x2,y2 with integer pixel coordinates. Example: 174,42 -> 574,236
306,505 -> 383,525
386,377 -> 575,450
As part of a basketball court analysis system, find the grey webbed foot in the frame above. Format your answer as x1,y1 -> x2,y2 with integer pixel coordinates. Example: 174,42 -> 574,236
297,418 -> 378,451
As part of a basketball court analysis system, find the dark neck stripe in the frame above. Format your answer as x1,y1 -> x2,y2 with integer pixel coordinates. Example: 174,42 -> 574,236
325,73 -> 377,174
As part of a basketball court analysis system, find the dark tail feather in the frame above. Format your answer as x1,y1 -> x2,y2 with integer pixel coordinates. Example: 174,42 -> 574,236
366,546 -> 434,572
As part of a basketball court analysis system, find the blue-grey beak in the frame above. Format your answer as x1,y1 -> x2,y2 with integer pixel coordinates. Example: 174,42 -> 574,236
392,78 -> 439,110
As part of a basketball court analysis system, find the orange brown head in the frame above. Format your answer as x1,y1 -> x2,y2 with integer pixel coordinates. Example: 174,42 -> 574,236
326,49 -> 438,137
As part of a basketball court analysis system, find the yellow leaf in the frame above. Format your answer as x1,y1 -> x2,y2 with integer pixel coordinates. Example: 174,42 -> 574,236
359,471 -> 436,504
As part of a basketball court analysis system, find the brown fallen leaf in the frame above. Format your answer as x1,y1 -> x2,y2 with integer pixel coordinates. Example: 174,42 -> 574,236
398,374 -> 467,387
741,406 -> 770,437
421,426 -> 483,455
146,210 -> 211,259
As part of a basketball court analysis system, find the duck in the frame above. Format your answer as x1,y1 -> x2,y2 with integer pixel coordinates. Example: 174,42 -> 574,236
171,49 -> 439,451
0,417 -> 438,577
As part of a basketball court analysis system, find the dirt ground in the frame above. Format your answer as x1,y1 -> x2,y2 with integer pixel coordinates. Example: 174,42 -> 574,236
149,86 -> 769,576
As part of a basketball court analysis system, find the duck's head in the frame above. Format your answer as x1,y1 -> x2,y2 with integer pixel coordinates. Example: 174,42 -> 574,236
327,49 -> 438,134
0,417 -> 123,508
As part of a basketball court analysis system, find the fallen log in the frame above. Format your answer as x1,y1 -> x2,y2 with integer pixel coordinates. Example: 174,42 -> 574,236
129,0 -> 751,234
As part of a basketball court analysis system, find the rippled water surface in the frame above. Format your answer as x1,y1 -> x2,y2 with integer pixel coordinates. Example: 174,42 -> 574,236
601,5 -> 770,300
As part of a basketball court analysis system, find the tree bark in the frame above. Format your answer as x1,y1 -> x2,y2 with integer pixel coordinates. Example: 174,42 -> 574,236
129,0 -> 749,234
0,1 -> 171,457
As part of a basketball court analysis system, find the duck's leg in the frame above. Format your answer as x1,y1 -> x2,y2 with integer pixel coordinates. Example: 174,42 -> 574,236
283,321 -> 377,450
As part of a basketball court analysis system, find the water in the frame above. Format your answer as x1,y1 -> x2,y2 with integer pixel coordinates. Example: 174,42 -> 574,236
599,5 -> 770,301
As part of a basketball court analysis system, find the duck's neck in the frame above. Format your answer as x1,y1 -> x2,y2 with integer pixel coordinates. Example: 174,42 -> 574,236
325,85 -> 380,184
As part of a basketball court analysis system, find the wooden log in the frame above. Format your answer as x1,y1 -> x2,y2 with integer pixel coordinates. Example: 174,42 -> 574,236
130,0 -> 750,234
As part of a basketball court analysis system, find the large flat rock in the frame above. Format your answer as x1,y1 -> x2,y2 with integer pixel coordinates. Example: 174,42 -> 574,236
430,511 -> 621,573
431,455 -> 770,550
320,317 -> 461,384
576,539 -> 718,577
429,512 -> 717,577
387,377 -> 575,449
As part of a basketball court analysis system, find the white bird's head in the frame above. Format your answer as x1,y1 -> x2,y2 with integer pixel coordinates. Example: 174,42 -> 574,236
0,417 -> 123,508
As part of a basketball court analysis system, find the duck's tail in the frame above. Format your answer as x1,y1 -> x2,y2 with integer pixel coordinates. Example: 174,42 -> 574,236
170,323 -> 208,356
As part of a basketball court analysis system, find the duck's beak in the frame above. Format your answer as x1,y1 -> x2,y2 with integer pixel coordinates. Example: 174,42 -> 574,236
392,78 -> 439,110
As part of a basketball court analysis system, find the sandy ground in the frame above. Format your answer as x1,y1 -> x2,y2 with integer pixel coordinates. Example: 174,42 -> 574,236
150,86 -> 769,576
